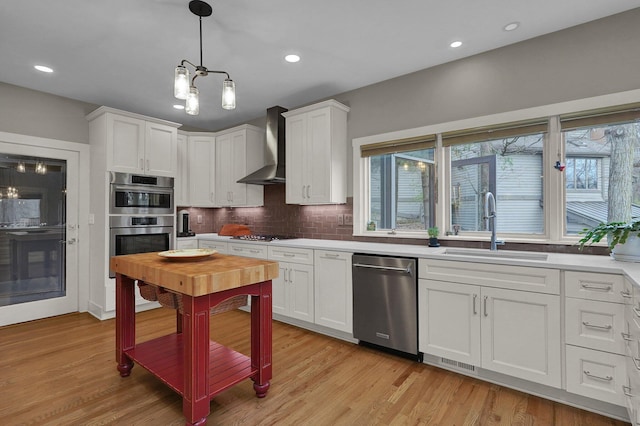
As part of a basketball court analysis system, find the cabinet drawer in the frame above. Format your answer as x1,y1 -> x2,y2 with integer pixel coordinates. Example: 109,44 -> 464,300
565,271 -> 625,304
626,355 -> 640,425
198,240 -> 228,254
268,246 -> 313,265
566,345 -> 627,407
419,259 -> 560,294
176,238 -> 198,250
228,242 -> 268,259
565,298 -> 626,355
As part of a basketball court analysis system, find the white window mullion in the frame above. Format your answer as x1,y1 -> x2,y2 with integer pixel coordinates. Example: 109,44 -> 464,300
546,116 -> 565,242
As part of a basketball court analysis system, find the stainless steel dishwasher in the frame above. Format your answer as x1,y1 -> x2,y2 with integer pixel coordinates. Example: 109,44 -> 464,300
352,254 -> 420,360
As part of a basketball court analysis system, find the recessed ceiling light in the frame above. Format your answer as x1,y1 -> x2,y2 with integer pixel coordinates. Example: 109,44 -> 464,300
173,104 -> 185,110
284,54 -> 300,63
450,41 -> 462,48
34,65 -> 53,73
503,22 -> 520,31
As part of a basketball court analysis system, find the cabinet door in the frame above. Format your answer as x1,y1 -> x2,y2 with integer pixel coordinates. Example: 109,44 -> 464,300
106,113 -> 144,173
215,131 -> 248,206
419,279 -> 481,366
314,250 -> 352,333
175,133 -> 189,205
289,263 -> 314,322
306,108 -> 332,204
188,136 -> 215,207
272,262 -> 288,317
285,113 -> 307,204
145,122 -> 177,177
481,287 -> 561,388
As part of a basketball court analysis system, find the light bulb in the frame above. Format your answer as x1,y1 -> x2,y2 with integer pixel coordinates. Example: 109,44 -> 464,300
16,161 -> 25,173
221,79 -> 236,110
185,86 -> 199,115
174,65 -> 190,100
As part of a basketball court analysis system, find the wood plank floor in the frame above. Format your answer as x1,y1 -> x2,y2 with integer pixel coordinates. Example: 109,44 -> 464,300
0,308 -> 630,425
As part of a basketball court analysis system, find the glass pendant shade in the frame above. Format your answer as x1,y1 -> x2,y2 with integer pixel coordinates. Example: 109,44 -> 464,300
16,161 -> 25,173
185,86 -> 200,115
221,79 -> 236,110
174,66 -> 190,100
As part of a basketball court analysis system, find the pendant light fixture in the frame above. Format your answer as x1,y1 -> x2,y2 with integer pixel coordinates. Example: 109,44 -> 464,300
174,0 -> 236,115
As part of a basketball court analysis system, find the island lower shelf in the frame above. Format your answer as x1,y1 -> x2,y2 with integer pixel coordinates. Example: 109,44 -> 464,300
125,333 -> 255,397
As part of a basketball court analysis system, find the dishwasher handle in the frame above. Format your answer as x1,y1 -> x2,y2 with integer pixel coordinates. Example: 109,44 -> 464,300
353,262 -> 412,274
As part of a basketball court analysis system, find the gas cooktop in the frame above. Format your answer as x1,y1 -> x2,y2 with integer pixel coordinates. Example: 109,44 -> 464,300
231,234 -> 298,242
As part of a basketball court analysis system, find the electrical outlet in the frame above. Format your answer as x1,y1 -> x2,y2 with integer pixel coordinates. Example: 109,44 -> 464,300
197,215 -> 203,224
337,214 -> 344,225
344,214 -> 353,225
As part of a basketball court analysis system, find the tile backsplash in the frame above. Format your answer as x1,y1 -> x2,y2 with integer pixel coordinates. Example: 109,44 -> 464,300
179,185 -> 354,240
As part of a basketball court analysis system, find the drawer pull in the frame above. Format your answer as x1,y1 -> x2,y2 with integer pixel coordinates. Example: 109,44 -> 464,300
250,249 -> 260,253
582,321 -> 612,330
233,247 -> 243,252
323,254 -> 340,258
473,294 -> 477,315
583,370 -> 613,381
283,253 -> 295,257
634,307 -> 640,318
623,385 -> 635,397
622,332 -> 633,341
621,290 -> 633,298
581,283 -> 612,291
634,357 -> 640,371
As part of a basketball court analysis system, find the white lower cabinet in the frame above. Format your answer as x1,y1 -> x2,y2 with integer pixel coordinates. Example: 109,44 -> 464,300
268,246 -> 314,322
419,278 -> 561,387
198,239 -> 228,254
176,238 -> 197,250
565,271 -> 629,409
313,250 -> 352,333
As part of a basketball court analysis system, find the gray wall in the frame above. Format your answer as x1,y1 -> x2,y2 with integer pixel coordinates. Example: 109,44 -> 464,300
2,8 -> 640,189
0,83 -> 97,144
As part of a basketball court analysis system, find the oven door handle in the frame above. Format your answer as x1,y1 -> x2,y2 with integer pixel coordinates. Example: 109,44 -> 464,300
112,184 -> 172,194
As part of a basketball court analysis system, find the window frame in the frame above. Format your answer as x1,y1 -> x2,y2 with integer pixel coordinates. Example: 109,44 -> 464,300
352,89 -> 640,245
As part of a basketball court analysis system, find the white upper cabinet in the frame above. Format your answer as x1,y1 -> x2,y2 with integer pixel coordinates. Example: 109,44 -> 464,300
214,125 -> 264,207
283,100 -> 350,205
87,107 -> 179,177
187,134 -> 216,207
175,132 -> 189,206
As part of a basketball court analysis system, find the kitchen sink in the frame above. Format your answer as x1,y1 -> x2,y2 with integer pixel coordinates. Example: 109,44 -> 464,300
441,248 -> 548,261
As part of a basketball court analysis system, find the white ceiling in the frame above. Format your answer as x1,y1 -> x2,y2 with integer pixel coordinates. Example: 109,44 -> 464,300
0,1 -> 638,131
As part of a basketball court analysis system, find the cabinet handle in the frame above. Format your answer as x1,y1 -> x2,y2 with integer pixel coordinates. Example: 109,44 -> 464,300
582,321 -> 612,330
146,159 -> 150,171
306,185 -> 311,198
323,253 -> 340,258
634,307 -> 640,318
634,357 -> 640,371
623,385 -> 635,397
283,253 -> 295,257
621,290 -> 632,298
622,331 -> 633,341
233,247 -> 242,252
583,370 -> 613,381
250,249 -> 260,253
289,268 -> 295,283
473,294 -> 477,315
580,283 -> 612,291
302,185 -> 306,199
483,296 -> 488,317
210,192 -> 214,202
139,159 -> 144,170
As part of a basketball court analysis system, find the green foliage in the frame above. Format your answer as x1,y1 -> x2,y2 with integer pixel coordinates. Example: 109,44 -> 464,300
428,226 -> 439,238
578,219 -> 640,250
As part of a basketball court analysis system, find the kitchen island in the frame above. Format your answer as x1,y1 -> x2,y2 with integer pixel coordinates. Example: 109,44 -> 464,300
110,251 -> 278,426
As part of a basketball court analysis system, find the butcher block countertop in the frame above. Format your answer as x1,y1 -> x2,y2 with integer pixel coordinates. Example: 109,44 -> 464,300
110,252 -> 279,297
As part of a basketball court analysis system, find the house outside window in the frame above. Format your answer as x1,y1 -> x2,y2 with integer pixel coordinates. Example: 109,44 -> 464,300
562,119 -> 640,234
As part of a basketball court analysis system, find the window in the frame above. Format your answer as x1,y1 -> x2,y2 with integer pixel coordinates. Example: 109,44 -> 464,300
369,148 -> 435,230
562,119 -> 640,234
354,96 -> 640,245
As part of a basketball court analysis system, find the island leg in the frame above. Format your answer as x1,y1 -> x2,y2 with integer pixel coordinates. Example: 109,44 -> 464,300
251,280 -> 272,397
115,274 -> 135,377
182,294 -> 211,425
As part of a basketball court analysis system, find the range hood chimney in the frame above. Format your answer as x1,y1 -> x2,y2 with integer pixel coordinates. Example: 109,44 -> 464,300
237,106 -> 288,185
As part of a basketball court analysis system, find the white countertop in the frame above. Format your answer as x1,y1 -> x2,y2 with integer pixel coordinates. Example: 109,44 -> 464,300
196,233 -> 640,288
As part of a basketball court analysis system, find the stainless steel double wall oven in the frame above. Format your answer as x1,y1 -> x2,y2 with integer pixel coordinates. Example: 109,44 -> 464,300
108,172 -> 174,277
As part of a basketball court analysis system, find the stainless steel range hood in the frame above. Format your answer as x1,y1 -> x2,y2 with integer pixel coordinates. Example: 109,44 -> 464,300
237,106 -> 288,185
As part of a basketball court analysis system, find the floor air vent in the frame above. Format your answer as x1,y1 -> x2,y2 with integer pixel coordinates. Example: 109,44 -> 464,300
439,357 -> 477,374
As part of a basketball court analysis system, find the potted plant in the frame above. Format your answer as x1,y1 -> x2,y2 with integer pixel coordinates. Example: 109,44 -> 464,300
578,219 -> 640,262
428,226 -> 440,247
